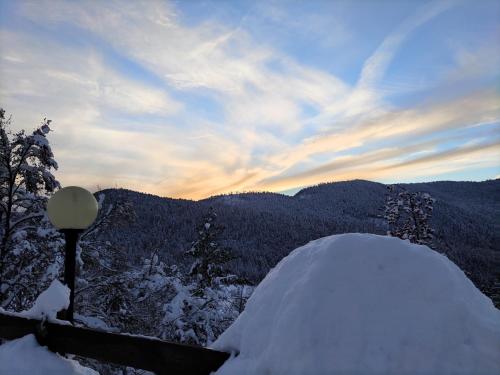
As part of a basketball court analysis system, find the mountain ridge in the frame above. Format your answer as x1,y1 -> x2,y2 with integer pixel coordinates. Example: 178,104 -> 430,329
95,179 -> 499,297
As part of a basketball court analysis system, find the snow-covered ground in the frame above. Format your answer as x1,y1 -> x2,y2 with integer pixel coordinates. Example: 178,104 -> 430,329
2,233 -> 499,374
212,233 -> 500,374
0,334 -> 98,375
0,280 -> 97,374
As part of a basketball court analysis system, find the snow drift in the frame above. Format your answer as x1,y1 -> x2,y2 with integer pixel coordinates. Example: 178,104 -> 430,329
0,281 -> 97,374
212,233 -> 500,374
0,334 -> 98,374
21,279 -> 70,320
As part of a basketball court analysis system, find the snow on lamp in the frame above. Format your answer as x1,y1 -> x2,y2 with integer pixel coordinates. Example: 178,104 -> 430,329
47,186 -> 98,323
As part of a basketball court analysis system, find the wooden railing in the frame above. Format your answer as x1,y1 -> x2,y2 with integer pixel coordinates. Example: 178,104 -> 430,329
0,313 -> 230,375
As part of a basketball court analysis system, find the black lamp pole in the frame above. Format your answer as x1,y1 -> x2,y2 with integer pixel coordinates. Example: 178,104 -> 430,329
58,229 -> 82,323
48,186 -> 98,324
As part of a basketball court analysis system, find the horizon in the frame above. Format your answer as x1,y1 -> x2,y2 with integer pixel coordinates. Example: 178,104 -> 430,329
97,177 -> 499,201
1,0 -> 499,199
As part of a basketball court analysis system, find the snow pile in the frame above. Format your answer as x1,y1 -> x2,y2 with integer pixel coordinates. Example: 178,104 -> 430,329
212,233 -> 500,374
74,314 -> 116,332
0,334 -> 98,375
0,281 -> 97,374
21,279 -> 70,320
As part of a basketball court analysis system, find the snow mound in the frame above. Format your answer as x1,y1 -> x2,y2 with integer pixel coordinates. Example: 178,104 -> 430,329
212,233 -> 500,374
22,279 -> 70,320
0,334 -> 98,374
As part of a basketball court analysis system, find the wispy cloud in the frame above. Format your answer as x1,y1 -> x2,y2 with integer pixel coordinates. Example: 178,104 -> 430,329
357,0 -> 454,90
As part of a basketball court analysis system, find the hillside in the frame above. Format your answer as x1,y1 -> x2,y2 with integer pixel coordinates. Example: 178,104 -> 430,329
96,179 -> 499,296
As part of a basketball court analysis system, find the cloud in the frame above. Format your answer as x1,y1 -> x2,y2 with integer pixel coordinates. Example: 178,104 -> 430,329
0,30 -> 181,117
256,138 -> 499,191
261,89 -> 500,177
357,0 -> 454,90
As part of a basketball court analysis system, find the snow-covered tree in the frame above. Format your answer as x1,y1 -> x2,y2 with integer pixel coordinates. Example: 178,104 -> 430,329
75,193 -> 141,331
384,185 -> 435,247
162,208 -> 247,346
186,208 -> 236,295
163,279 -> 245,346
0,108 -> 61,308
75,251 -> 178,375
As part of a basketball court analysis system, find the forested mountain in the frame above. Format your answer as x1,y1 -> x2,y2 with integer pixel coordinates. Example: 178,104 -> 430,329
97,179 -> 499,296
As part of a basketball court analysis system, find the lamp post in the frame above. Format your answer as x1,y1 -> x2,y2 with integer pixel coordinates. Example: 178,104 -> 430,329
47,186 -> 98,323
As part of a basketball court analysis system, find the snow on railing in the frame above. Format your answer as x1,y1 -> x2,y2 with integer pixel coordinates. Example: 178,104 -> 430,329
0,312 -> 230,375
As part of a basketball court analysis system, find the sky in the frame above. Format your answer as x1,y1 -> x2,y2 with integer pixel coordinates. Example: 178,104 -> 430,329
0,0 -> 499,199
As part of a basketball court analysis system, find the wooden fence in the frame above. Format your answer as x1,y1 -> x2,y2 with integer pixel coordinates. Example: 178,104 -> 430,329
0,313 -> 230,375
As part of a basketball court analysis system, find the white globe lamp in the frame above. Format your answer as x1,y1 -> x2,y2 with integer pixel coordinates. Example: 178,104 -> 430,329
47,186 -> 99,322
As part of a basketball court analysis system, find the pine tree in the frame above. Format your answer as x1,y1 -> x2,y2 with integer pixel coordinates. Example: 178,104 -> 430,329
75,192 -> 141,331
164,208 -> 242,346
186,208 -> 236,294
0,108 -> 60,308
384,185 -> 435,247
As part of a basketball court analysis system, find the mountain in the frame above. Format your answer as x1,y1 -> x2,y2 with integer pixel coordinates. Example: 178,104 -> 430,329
95,179 -> 499,297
